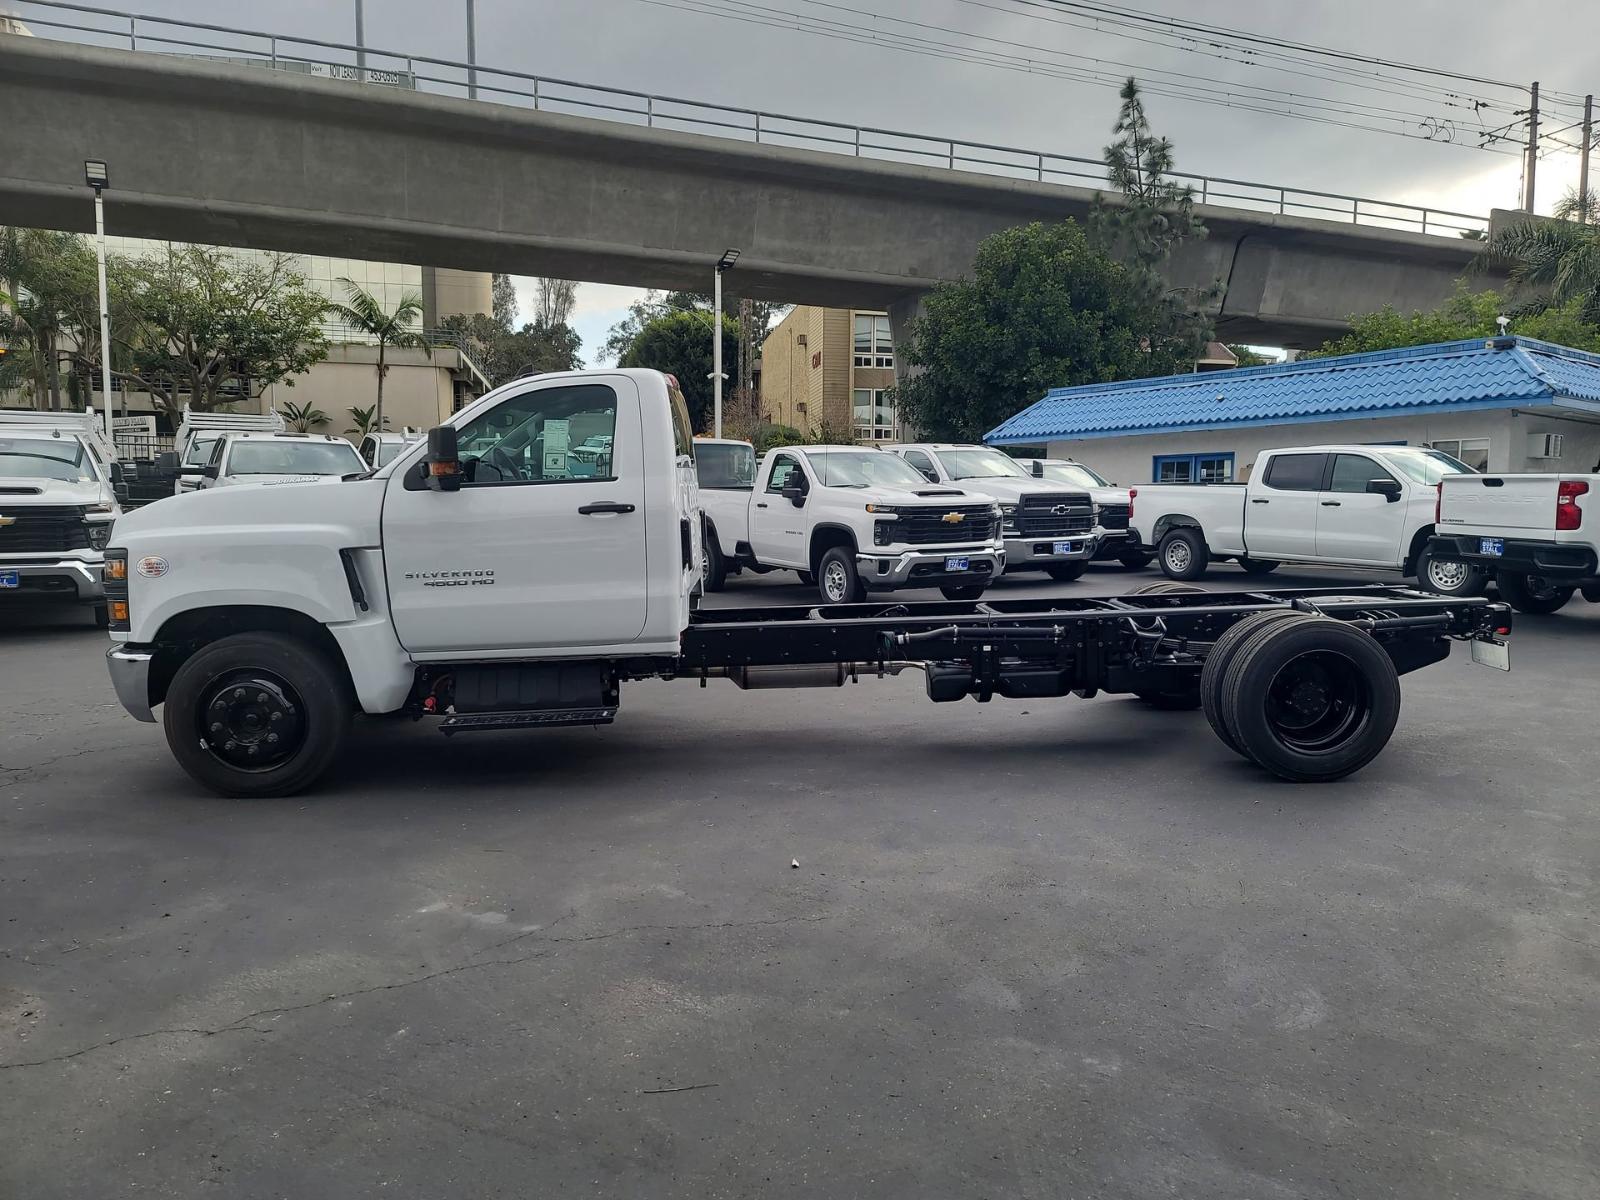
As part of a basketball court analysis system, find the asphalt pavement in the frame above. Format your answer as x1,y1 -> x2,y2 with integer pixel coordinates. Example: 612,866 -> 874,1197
2,564 -> 1598,1199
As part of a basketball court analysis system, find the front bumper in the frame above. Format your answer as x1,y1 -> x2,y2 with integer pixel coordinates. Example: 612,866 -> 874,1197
1004,533 -> 1100,568
858,546 -> 1005,589
0,558 -> 105,604
107,644 -> 156,722
1429,534 -> 1598,582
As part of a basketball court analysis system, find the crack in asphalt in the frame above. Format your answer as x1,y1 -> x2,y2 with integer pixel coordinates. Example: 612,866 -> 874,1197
0,911 -> 830,1071
0,740 -> 147,778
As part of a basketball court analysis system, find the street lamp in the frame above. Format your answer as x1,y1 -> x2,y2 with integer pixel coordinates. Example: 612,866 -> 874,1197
85,160 -> 114,442
712,248 -> 740,437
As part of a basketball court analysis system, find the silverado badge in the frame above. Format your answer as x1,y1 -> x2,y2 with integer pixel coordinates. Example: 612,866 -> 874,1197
0,515 -> 15,527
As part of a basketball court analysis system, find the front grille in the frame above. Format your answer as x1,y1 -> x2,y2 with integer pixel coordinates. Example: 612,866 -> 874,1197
1098,503 -> 1130,532
895,505 -> 998,545
0,506 -> 89,554
1017,493 -> 1093,538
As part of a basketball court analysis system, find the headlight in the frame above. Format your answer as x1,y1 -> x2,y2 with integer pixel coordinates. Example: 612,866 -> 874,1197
87,501 -> 116,514
87,522 -> 114,550
1000,503 -> 1019,531
105,555 -> 128,581
864,503 -> 903,515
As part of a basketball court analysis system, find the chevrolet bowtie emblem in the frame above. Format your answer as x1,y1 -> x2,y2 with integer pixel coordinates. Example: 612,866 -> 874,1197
0,515 -> 15,527
941,511 -> 965,524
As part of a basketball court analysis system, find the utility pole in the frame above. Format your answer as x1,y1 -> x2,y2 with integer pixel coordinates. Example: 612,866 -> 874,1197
85,162 -> 114,440
466,0 -> 477,100
1580,94 -> 1595,224
354,0 -> 366,80
1523,81 -> 1540,213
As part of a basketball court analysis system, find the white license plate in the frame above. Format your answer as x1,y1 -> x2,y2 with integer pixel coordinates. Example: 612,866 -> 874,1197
945,557 -> 970,572
1479,537 -> 1504,556
1470,638 -> 1510,671
0,570 -> 17,589
1052,541 -> 1078,556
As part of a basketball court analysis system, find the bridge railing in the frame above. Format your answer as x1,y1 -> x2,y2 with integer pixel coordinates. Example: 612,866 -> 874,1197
11,0 -> 1488,239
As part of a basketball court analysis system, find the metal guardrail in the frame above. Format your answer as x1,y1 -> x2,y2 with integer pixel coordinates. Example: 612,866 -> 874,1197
9,0 -> 1490,239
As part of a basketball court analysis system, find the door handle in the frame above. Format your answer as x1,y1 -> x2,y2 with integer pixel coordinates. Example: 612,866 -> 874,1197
1321,501 -> 1342,507
577,501 -> 635,515
756,502 -> 768,508
1250,498 -> 1270,504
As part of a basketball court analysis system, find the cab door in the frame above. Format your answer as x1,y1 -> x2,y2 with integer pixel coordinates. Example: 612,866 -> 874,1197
749,452 -> 809,566
381,376 -> 648,655
1314,452 -> 1408,566
1245,452 -> 1327,560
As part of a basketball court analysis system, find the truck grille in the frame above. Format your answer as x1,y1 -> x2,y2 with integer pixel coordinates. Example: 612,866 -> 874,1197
0,506 -> 90,553
1017,493 -> 1093,538
896,504 -> 998,545
1097,503 -> 1130,532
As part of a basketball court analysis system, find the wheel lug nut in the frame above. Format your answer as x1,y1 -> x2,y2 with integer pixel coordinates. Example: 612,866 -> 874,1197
233,688 -> 245,699
270,711 -> 283,722
256,692 -> 268,703
247,745 -> 259,756
210,722 -> 223,733
267,733 -> 279,744
224,740 -> 236,750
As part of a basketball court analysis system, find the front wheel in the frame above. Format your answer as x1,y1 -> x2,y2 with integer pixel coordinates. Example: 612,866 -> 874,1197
163,632 -> 351,798
1238,557 -> 1280,576
1045,561 -> 1088,582
1496,572 -> 1575,614
940,585 -> 986,601
1118,551 -> 1153,570
817,548 -> 865,604
92,603 -> 110,629
1414,546 -> 1487,597
1158,528 -> 1209,581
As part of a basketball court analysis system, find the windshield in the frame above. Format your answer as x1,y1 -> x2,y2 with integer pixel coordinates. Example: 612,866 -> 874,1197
934,448 -> 1029,480
696,442 -> 756,488
1040,461 -> 1110,488
0,437 -> 92,483
1383,448 -> 1477,485
184,436 -> 218,466
806,449 -> 934,489
226,440 -> 365,477
374,440 -> 410,467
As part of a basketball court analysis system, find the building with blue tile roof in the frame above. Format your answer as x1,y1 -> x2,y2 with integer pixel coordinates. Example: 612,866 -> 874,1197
983,337 -> 1600,486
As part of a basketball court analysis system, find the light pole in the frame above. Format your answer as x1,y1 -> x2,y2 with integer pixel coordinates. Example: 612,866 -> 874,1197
712,248 -> 739,437
466,0 -> 477,99
85,160 -> 114,441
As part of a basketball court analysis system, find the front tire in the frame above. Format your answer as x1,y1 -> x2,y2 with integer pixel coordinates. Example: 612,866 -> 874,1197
163,632 -> 351,798
940,585 -> 986,601
1237,557 -> 1280,577
817,548 -> 865,604
1045,561 -> 1089,582
1158,528 -> 1209,581
1496,572 -> 1575,614
1118,551 -> 1153,570
92,603 -> 110,629
702,527 -> 728,592
1415,547 -> 1487,597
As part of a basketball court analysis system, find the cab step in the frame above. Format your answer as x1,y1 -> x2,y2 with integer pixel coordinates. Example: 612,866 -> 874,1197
439,706 -> 618,735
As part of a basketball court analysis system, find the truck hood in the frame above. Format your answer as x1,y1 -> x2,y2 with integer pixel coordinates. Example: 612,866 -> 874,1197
946,478 -> 1078,503
113,474 -> 385,543
851,484 -> 983,506
0,475 -> 110,506
214,473 -> 352,488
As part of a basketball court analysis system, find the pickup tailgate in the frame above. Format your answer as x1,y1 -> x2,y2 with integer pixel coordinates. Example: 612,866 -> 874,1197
1439,474 -> 1561,533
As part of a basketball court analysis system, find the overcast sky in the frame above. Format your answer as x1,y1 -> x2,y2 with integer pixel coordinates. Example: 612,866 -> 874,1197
18,0 -> 1600,359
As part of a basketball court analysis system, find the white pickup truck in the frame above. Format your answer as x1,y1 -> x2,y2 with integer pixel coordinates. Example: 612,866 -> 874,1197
100,367 -> 1514,797
162,407 -> 288,494
693,437 -> 760,592
1428,472 -> 1599,613
191,432 -> 367,490
701,443 -> 1005,603
1014,457 -> 1150,568
1131,444 -> 1480,589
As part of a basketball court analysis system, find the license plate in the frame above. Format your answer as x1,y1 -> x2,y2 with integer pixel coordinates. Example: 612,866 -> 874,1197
0,570 -> 17,589
944,557 -> 970,572
1052,541 -> 1078,556
1479,537 -> 1504,556
1470,638 -> 1510,671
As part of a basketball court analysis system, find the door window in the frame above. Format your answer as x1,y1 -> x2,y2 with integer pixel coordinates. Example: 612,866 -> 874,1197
667,384 -> 695,461
901,449 -> 938,480
455,384 -> 619,486
1329,454 -> 1396,493
1263,453 -> 1327,491
766,453 -> 802,493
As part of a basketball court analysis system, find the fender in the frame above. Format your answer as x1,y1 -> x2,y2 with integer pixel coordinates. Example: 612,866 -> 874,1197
1150,513 -> 1203,545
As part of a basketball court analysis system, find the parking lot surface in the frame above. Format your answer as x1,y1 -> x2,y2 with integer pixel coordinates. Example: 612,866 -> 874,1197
3,565 -> 1598,1199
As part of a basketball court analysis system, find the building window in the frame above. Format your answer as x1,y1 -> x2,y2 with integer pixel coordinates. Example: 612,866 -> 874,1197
1153,452 -> 1234,483
852,314 -> 894,369
1428,438 -> 1489,472
852,388 -> 896,441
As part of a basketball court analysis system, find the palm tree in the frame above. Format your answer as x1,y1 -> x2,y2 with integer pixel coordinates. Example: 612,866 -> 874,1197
327,279 -> 429,432
1484,190 -> 1600,325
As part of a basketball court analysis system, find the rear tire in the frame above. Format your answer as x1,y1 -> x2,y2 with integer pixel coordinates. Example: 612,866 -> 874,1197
1496,572 -> 1575,614
796,571 -> 815,587
1237,557 -> 1280,576
817,548 -> 865,604
163,632 -> 351,798
1220,617 -> 1401,782
1415,547 -> 1487,597
940,585 -> 986,601
1127,581 -> 1204,597
1158,528 -> 1209,581
1200,610 -> 1317,757
1118,551 -> 1153,569
1045,561 -> 1089,582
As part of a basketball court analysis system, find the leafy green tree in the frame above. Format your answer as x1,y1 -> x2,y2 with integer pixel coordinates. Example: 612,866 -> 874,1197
491,272 -> 518,327
893,221 -> 1203,441
327,279 -> 428,432
618,310 -> 738,431
1225,344 -> 1275,367
603,289 -> 784,364
116,247 -> 329,418
438,311 -> 583,385
0,228 -> 103,410
1307,284 -> 1600,358
280,400 -> 329,432
1485,211 -> 1600,326
346,404 -> 388,437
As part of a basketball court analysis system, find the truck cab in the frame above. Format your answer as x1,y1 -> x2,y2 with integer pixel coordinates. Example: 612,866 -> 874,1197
886,443 -> 1098,581
358,429 -> 422,469
165,407 -> 288,494
0,409 -> 123,625
693,437 -> 758,592
194,432 -> 366,489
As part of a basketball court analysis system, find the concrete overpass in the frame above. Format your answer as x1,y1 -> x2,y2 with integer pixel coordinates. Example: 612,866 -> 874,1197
0,35 -> 1493,350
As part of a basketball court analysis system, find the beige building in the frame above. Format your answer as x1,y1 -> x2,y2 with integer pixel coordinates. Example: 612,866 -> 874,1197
759,307 -> 899,443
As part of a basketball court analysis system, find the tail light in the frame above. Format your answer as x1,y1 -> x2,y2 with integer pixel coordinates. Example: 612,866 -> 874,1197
1556,480 -> 1588,531
1128,487 -> 1137,525
1434,481 -> 1442,525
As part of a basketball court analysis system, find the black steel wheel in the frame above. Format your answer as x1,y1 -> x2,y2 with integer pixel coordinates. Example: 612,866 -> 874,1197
1045,561 -> 1088,582
1157,528 -> 1209,581
1200,610 -> 1317,757
164,632 -> 351,798
1220,618 -> 1401,782
1495,572 -> 1575,615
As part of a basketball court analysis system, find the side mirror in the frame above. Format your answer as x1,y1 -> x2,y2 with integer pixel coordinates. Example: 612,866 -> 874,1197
1368,478 -> 1402,502
109,462 -> 125,484
1031,462 -> 1044,477
200,464 -> 219,479
919,468 -> 938,483
423,425 -> 462,493
782,482 -> 806,506
156,451 -> 179,474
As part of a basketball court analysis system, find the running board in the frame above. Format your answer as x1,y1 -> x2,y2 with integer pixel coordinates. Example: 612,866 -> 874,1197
439,706 -> 618,735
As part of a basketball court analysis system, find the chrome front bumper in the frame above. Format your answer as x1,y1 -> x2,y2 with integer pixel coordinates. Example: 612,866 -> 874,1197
0,558 -> 105,602
106,645 -> 156,722
857,546 -> 1005,588
1004,533 -> 1100,567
